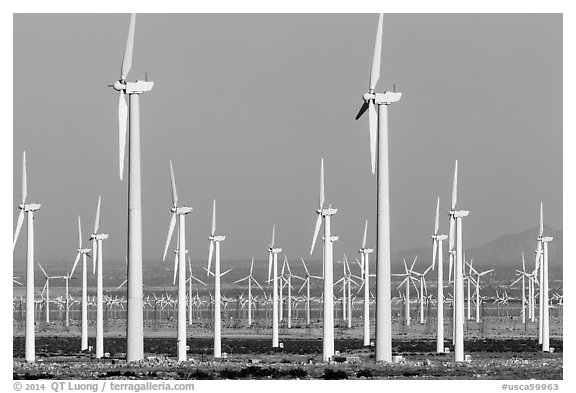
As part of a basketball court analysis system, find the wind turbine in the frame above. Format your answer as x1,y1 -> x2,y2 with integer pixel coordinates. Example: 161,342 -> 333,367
281,255 -> 303,329
69,215 -> 91,351
537,202 -> 553,352
268,224 -> 282,347
89,196 -> 109,359
392,257 -> 420,326
511,253 -> 529,324
187,257 -> 207,326
110,13 -> 153,362
207,200 -> 227,358
234,257 -> 265,326
13,151 -> 41,363
357,220 -> 374,346
38,263 -> 58,323
354,13 -> 402,362
431,197 -> 448,353
448,160 -> 469,362
298,258 -> 322,325
310,158 -> 338,362
412,263 -> 433,324
467,261 -> 493,323
162,161 -> 192,362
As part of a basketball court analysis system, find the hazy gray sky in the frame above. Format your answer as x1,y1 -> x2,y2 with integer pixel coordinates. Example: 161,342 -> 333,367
13,13 -> 562,265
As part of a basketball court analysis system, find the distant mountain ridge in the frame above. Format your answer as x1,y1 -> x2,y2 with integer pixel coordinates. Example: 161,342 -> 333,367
392,225 -> 562,270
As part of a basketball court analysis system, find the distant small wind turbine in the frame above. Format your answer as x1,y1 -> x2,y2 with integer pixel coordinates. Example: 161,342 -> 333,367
162,161 -> 192,362
267,224 -> 282,347
357,220 -> 374,346
70,216 -> 91,351
298,258 -> 322,325
431,197 -> 448,352
206,200 -> 228,358
392,257 -> 420,326
187,257 -> 206,326
90,196 -> 108,359
234,257 -> 264,326
13,151 -> 41,363
38,263 -> 58,323
310,158 -> 338,362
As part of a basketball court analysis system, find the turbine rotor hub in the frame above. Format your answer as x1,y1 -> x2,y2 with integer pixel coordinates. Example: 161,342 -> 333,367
112,80 -> 126,91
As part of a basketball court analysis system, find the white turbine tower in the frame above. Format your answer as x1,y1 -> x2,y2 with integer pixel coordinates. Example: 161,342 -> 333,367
90,196 -> 108,359
234,257 -> 264,326
162,161 -> 192,362
538,203 -> 553,352
207,200 -> 227,358
357,220 -> 374,346
110,13 -> 153,361
13,151 -> 41,363
431,197 -> 448,353
354,13 -> 402,362
449,160 -> 469,362
267,224 -> 282,347
310,158 -> 338,362
70,216 -> 91,351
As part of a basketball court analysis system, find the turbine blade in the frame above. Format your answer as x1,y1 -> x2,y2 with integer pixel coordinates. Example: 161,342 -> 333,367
173,253 -> 178,286
410,255 -> 417,272
434,196 -> 440,235
211,200 -> 216,236
370,13 -> 383,91
13,210 -> 25,250
70,252 -> 81,278
268,252 -> 273,283
355,101 -> 369,120
310,214 -> 322,255
368,99 -> 377,175
448,254 -> 454,283
448,216 -> 455,252
451,160 -> 458,210
38,262 -> 48,278
169,161 -> 178,208
94,196 -> 101,234
22,151 -> 27,203
432,239 -> 438,270
539,202 -> 544,236
207,240 -> 214,274
118,91 -> 128,181
250,257 -> 254,276
522,252 -> 526,273
271,223 -> 275,248
92,239 -> 97,275
300,257 -> 310,276
320,158 -> 325,208
362,219 -> 368,249
121,13 -> 136,80
163,213 -> 176,261
78,215 -> 82,249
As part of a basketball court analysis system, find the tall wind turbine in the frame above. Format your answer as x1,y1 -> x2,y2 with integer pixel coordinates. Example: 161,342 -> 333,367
354,13 -> 402,362
268,224 -> 282,347
449,160 -> 469,362
431,197 -> 448,353
162,161 -> 192,362
357,220 -> 374,346
234,257 -> 264,326
207,200 -> 227,358
90,196 -> 108,359
70,216 -> 91,351
110,13 -> 154,361
310,158 -> 338,362
538,203 -> 553,352
14,151 -> 41,363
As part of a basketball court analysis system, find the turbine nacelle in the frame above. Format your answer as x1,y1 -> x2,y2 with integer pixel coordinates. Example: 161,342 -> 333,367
432,234 -> 448,241
363,91 -> 402,105
453,210 -> 469,218
112,80 -> 154,94
318,207 -> 338,216
172,206 -> 193,215
209,235 -> 226,242
91,234 -> 109,241
540,236 -> 554,243
359,248 -> 374,254
269,247 -> 282,254
23,203 -> 41,212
